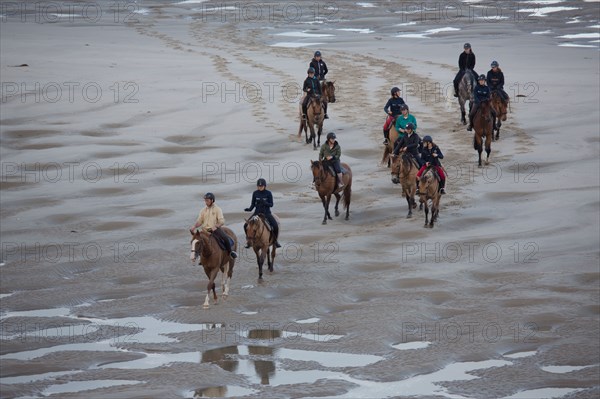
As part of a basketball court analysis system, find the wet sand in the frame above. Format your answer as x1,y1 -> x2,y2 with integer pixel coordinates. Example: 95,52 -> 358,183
1,1 -> 599,398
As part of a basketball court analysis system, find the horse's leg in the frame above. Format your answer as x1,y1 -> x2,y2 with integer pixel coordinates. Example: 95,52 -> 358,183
495,120 -> 501,140
267,245 -> 274,273
221,262 -> 229,298
485,127 -> 492,165
204,268 -> 219,309
317,123 -> 323,147
344,185 -> 350,221
424,201 -> 430,228
406,194 -> 412,218
325,194 -> 333,220
460,100 -> 466,124
255,248 -> 264,280
334,192 -> 341,217
320,195 -> 329,225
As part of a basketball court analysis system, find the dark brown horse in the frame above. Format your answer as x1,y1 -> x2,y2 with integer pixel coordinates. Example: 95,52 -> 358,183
310,160 -> 352,224
189,227 -> 237,309
381,123 -> 400,167
245,214 -> 278,280
490,90 -> 508,141
473,99 -> 494,167
321,80 -> 336,105
390,152 -> 419,218
298,95 -> 324,150
418,167 -> 441,228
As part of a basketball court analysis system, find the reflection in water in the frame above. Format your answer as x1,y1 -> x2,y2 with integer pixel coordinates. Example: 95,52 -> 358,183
249,345 -> 276,385
247,329 -> 281,340
200,345 -> 276,385
193,386 -> 227,398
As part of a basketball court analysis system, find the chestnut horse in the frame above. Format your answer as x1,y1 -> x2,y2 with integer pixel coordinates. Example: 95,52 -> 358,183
189,227 -> 237,309
298,95 -> 324,150
490,90 -> 508,141
381,123 -> 400,167
245,214 -> 279,280
390,152 -> 419,218
418,167 -> 441,228
310,160 -> 352,224
473,99 -> 494,167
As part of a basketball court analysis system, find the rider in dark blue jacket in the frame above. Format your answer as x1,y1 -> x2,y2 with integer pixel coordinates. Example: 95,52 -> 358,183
302,67 -> 322,120
382,87 -> 406,144
486,60 -> 509,101
468,75 -> 496,131
453,43 -> 479,97
244,179 -> 281,248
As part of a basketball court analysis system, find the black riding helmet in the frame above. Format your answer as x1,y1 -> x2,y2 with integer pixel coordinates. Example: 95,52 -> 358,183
326,132 -> 336,141
423,135 -> 432,143
314,50 -> 321,57
478,74 -> 486,81
204,192 -> 215,201
406,123 -> 415,130
308,67 -> 315,74
400,104 -> 409,111
391,87 -> 401,96
257,178 -> 267,187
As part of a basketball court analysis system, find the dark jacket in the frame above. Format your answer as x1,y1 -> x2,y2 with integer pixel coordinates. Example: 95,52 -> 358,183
458,51 -> 476,70
309,58 -> 328,80
395,132 -> 421,159
486,69 -> 504,90
473,83 -> 491,104
421,144 -> 444,167
303,76 -> 322,97
384,97 -> 406,116
319,140 -> 341,162
248,189 -> 274,215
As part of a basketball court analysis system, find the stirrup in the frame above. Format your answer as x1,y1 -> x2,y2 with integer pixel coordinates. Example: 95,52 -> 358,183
383,138 -> 389,145
324,114 -> 329,119
230,251 -> 238,259
275,241 -> 282,248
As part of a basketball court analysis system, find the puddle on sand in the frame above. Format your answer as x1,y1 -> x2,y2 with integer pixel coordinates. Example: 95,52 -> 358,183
1,307 -> 71,319
295,317 -> 320,324
0,370 -> 83,385
188,385 -> 257,398
500,387 -> 584,399
392,341 -> 431,350
541,365 -> 595,373
100,351 -> 201,369
245,328 -> 343,342
503,351 -> 537,359
42,379 -> 142,396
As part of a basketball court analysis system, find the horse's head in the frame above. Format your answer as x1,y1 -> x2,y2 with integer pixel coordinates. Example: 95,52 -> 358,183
491,91 -> 508,121
190,230 -> 201,262
310,160 -> 324,186
323,81 -> 336,103
245,215 -> 262,246
390,155 -> 401,184
309,96 -> 323,118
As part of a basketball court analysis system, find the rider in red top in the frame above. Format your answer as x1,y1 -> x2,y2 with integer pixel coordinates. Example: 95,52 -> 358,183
416,135 -> 446,195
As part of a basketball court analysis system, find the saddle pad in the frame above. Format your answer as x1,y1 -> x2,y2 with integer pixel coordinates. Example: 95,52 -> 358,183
215,236 -> 235,251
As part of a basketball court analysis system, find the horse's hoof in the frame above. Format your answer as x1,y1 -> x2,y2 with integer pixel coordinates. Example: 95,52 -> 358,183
335,210 -> 340,217
258,275 -> 263,280
322,220 -> 327,225
222,294 -> 229,299
345,216 -> 349,221
407,214 -> 412,219
203,304 -> 209,309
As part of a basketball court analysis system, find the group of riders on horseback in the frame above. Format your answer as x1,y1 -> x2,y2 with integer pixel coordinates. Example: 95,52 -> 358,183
190,44 -> 510,259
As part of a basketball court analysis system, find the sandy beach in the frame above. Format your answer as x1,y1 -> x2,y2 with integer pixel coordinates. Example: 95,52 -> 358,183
1,0 -> 599,398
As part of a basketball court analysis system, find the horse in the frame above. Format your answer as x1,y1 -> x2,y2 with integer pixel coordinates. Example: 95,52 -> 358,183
418,167 -> 441,228
381,123 -> 400,167
458,69 -> 476,125
245,214 -> 279,280
473,99 -> 494,167
321,80 -> 336,106
298,95 -> 324,150
390,152 -> 419,218
490,90 -> 508,141
310,160 -> 352,224
189,227 -> 237,309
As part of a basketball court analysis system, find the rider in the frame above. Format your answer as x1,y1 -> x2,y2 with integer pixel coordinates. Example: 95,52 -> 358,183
190,192 -> 237,259
310,51 -> 329,119
319,132 -> 344,191
486,60 -> 509,102
467,74 -> 496,131
392,123 -> 422,167
417,135 -> 446,195
244,178 -> 281,249
453,43 -> 478,98
302,67 -> 322,121
382,87 -> 406,145
309,50 -> 328,81
395,104 -> 417,139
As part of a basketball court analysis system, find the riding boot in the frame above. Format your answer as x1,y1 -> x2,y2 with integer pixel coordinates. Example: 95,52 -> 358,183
383,128 -> 390,145
337,173 -> 345,190
467,115 -> 474,131
440,179 -> 446,194
302,103 -> 308,120
415,178 -> 420,195
324,102 -> 329,119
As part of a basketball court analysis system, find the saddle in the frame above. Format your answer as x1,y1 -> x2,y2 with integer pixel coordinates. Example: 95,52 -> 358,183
256,214 -> 273,232
324,162 -> 347,177
402,153 -> 420,169
213,233 -> 234,251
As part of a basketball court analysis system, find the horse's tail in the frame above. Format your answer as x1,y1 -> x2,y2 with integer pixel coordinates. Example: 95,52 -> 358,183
343,183 -> 351,211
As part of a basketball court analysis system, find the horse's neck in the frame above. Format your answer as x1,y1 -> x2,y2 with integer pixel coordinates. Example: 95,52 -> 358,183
199,234 -> 213,257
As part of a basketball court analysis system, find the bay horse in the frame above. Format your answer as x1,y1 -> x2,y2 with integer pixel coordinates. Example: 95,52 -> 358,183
189,227 -> 237,309
473,99 -> 494,167
245,214 -> 279,280
310,160 -> 352,224
390,152 -> 419,218
381,123 -> 400,167
458,69 -> 475,125
490,90 -> 508,141
418,167 -> 441,228
298,95 -> 324,150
